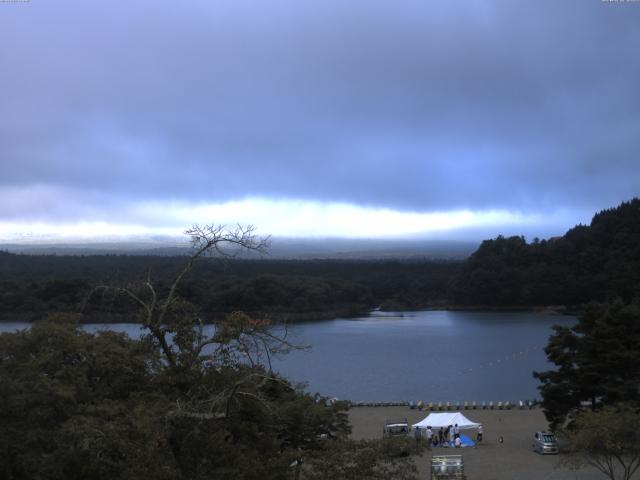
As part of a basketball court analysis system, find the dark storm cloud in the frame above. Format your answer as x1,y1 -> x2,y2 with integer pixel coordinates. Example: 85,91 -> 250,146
1,0 -> 639,224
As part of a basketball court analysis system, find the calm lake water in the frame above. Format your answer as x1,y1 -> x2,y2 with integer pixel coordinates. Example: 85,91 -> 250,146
0,310 -> 575,402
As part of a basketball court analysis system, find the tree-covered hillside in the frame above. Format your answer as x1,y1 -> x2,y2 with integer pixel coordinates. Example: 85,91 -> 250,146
452,198 -> 640,307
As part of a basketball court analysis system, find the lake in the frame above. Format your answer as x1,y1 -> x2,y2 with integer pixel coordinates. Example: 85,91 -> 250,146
0,310 -> 575,402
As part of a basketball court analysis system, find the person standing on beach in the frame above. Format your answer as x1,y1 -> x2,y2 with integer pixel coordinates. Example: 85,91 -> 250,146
477,424 -> 483,442
414,426 -> 422,447
438,427 -> 444,444
426,426 -> 433,450
453,423 -> 460,439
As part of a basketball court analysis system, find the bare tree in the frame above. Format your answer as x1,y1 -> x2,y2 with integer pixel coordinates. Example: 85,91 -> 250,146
84,224 -> 287,369
82,223 -> 312,428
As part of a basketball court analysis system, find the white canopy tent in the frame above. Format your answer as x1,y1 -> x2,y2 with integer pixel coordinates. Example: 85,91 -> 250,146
412,412 -> 480,430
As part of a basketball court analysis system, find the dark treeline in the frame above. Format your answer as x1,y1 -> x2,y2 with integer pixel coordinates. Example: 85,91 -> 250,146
2,198 -> 639,321
0,252 -> 459,322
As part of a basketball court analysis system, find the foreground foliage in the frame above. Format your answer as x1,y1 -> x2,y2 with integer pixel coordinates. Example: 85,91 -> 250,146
301,438 -> 421,480
559,406 -> 640,480
0,225 -> 421,479
0,317 -> 351,479
534,298 -> 640,429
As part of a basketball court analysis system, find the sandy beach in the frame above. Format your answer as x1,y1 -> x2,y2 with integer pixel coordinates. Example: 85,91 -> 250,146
348,406 -> 606,480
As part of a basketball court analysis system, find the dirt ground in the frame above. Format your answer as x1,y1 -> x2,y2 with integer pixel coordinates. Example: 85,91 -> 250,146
348,406 -> 606,480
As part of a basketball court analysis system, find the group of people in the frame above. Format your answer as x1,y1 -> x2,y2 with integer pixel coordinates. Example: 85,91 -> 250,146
414,423 -> 461,448
414,423 -> 483,448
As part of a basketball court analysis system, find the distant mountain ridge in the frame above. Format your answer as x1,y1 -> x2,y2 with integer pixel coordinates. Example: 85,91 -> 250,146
0,237 -> 478,260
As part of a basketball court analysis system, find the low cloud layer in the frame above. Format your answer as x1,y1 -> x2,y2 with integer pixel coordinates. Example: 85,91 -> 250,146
1,0 -> 639,240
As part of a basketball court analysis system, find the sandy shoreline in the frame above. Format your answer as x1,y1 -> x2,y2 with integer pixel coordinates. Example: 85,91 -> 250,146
348,406 -> 605,480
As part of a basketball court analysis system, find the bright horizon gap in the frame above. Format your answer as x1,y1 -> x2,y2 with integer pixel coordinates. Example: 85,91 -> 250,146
0,197 -> 583,243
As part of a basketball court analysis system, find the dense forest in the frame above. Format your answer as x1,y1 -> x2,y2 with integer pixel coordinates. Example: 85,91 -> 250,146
1,198 -> 639,322
452,198 -> 640,307
0,253 -> 458,322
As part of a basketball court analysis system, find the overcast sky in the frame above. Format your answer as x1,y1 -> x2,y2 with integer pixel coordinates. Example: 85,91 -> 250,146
1,0 -> 639,242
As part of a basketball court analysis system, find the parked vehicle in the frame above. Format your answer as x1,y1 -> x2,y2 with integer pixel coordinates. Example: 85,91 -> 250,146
533,431 -> 559,454
383,418 -> 409,437
431,454 -> 466,480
